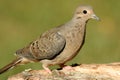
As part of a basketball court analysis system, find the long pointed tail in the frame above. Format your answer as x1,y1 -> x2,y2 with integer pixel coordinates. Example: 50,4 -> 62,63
0,57 -> 22,74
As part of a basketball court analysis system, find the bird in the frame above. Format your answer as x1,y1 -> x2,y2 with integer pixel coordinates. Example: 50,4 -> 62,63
0,5 -> 99,74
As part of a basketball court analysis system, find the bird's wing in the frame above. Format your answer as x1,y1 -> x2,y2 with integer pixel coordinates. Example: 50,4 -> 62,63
16,30 -> 66,61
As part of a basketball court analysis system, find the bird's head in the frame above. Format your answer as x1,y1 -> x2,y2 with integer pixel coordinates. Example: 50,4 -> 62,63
73,5 -> 99,21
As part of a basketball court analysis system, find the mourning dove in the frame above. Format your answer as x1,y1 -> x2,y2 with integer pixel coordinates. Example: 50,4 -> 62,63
0,5 -> 99,74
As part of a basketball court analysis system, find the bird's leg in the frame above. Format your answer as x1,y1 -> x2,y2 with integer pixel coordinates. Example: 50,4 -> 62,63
42,64 -> 52,74
59,64 -> 66,68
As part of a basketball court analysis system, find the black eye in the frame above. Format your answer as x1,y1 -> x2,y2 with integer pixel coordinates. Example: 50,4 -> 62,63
83,10 -> 87,14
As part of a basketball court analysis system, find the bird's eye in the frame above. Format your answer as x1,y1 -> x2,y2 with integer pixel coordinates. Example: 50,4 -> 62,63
83,10 -> 87,14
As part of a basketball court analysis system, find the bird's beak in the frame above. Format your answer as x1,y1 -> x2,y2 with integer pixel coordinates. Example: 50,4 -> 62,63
91,14 -> 100,21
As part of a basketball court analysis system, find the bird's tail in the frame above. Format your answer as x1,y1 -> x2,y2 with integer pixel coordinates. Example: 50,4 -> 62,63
0,57 -> 22,74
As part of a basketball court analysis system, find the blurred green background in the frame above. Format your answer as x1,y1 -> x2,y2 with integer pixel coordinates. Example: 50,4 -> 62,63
0,0 -> 120,79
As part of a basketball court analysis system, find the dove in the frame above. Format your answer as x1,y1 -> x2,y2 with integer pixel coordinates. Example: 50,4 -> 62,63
0,5 -> 99,74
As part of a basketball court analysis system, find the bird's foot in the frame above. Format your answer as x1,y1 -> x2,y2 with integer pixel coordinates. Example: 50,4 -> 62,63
45,69 -> 52,74
62,65 -> 73,71
42,64 -> 52,74
59,64 -> 74,71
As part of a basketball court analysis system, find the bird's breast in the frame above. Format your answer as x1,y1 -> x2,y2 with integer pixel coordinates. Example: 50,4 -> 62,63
52,25 -> 86,64
64,25 -> 85,50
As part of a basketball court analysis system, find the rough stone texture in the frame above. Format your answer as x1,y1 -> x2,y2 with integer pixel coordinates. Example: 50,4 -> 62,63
8,62 -> 120,80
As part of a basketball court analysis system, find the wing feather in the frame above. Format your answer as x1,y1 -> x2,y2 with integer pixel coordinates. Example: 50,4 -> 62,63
16,30 -> 66,61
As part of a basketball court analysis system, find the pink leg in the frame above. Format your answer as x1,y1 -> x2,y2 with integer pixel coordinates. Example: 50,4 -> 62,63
42,64 -> 52,74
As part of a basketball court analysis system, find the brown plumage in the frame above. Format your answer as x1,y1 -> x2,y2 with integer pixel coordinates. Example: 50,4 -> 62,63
0,5 -> 99,74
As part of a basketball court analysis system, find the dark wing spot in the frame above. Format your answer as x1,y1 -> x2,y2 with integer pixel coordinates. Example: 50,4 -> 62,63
36,41 -> 38,44
33,47 -> 35,49
32,43 -> 35,46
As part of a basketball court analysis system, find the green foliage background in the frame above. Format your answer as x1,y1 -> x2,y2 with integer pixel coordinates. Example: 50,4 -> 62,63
0,0 -> 120,79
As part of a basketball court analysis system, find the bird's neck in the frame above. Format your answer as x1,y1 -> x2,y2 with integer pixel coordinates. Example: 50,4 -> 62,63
60,18 -> 88,36
71,16 -> 88,24
69,18 -> 88,30
69,18 -> 88,40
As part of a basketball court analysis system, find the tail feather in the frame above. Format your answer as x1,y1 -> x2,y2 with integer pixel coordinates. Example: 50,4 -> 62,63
0,57 -> 22,74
